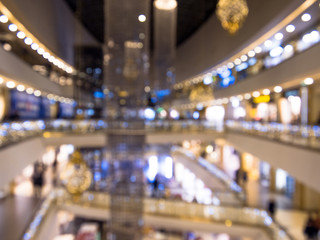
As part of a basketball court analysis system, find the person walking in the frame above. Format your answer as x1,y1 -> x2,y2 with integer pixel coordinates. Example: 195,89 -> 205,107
32,162 -> 45,198
304,213 -> 318,240
267,198 -> 277,219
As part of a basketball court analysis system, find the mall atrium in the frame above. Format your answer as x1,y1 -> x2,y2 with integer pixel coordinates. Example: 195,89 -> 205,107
0,0 -> 320,240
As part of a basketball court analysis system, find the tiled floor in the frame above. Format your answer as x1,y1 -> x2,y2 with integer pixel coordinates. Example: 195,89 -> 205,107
0,195 -> 41,240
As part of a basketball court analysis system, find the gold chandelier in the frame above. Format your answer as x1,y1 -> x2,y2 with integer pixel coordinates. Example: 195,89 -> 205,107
60,151 -> 92,196
216,0 -> 249,34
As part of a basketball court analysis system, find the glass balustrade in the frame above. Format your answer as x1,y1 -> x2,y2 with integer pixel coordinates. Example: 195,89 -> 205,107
0,119 -> 319,150
23,189 -> 292,240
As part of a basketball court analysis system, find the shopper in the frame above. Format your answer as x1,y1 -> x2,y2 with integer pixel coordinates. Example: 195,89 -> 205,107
304,213 -> 318,240
152,175 -> 159,198
267,198 -> 277,219
32,162 -> 45,198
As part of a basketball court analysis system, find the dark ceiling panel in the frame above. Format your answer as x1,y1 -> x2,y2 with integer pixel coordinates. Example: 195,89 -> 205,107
64,0 -> 217,46
176,0 -> 217,45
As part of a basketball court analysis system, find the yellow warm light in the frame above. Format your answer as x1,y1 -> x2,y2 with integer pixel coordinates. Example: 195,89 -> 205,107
216,0 -> 249,34
0,2 -> 74,74
225,220 -> 232,227
253,95 -> 270,104
154,0 -> 177,10
43,132 -> 51,138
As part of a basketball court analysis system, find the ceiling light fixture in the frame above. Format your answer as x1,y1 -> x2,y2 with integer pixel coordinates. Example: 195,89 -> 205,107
24,37 -> 32,45
254,46 -> 262,54
262,89 -> 270,95
252,91 -> 260,98
17,31 -> 25,39
216,0 -> 249,34
274,86 -> 282,93
286,24 -> 295,33
274,32 -> 283,41
8,23 -> 18,32
138,14 -> 146,22
303,77 -> 314,85
31,43 -> 39,50
6,81 -> 15,89
240,54 -> 248,61
248,50 -> 255,57
301,13 -> 311,22
17,85 -> 25,92
0,15 -> 8,23
154,0 -> 177,10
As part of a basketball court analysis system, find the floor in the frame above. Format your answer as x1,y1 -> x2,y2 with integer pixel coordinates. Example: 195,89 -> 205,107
0,195 -> 41,240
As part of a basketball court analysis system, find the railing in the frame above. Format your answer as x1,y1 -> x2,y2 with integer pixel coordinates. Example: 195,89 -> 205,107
51,189 -> 293,240
22,191 -> 56,240
225,120 -> 320,150
172,147 -> 245,206
0,119 -> 319,150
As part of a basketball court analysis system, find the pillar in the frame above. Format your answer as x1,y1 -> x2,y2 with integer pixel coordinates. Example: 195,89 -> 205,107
269,166 -> 276,193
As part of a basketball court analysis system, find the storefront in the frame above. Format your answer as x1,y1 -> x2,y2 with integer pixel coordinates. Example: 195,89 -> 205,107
278,88 -> 301,124
248,94 -> 277,122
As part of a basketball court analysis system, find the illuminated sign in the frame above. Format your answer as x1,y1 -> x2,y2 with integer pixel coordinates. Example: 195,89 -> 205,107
253,95 -> 270,104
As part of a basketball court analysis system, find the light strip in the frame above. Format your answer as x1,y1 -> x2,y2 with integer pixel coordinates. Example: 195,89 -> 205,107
0,74 -> 74,104
0,2 -> 75,75
176,0 -> 318,89
173,74 -> 319,109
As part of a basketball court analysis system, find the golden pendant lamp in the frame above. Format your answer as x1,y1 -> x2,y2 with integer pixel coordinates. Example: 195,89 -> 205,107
60,151 -> 92,195
216,0 -> 249,34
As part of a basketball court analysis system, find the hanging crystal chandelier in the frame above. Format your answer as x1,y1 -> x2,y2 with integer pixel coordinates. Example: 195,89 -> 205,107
216,0 -> 249,34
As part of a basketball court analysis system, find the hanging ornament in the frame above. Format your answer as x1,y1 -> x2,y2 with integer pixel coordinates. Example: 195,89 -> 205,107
216,0 -> 249,34
60,151 -> 92,196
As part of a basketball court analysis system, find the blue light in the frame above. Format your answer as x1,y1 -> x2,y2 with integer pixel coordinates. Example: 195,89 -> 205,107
156,89 -> 171,101
88,194 -> 94,201
193,111 -> 200,120
151,97 -> 157,103
94,172 -> 101,182
203,75 -> 213,85
95,68 -> 102,74
98,120 -> 105,127
235,62 -> 249,72
158,183 -> 165,191
218,68 -> 231,78
101,161 -> 109,170
0,130 -> 7,136
86,67 -> 92,74
87,109 -> 95,116
23,233 -> 31,240
196,104 -> 204,110
220,75 -> 235,87
264,216 -> 273,226
144,108 -> 156,120
130,175 -> 136,182
248,57 -> 257,66
166,70 -> 174,78
94,91 -> 104,98
76,109 -> 83,115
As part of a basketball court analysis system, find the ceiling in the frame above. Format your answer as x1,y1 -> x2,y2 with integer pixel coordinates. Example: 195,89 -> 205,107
64,0 -> 217,47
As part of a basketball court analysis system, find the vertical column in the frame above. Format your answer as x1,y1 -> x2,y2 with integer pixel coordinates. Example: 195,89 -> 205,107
301,86 -> 308,125
153,0 -> 177,90
108,129 -> 145,240
292,180 -> 305,209
104,1 -> 149,239
269,166 -> 276,192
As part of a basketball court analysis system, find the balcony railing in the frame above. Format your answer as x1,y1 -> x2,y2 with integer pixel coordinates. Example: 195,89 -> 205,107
0,119 -> 319,150
22,189 -> 294,240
